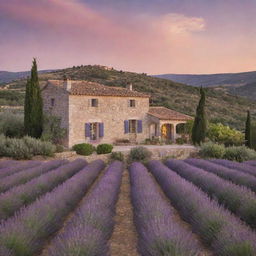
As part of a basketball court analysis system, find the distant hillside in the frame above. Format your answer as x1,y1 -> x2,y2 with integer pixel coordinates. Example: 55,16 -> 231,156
1,65 -> 256,130
155,71 -> 256,88
229,82 -> 256,100
0,70 -> 56,85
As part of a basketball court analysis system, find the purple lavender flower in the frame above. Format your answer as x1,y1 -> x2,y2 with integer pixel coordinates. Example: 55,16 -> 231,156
0,159 -> 105,256
0,160 -> 19,169
47,161 -> 123,256
148,160 -> 256,256
0,161 -> 41,179
130,162 -> 201,256
244,160 -> 256,167
0,158 -> 87,221
166,159 -> 256,228
0,159 -> 67,193
185,158 -> 256,193
212,158 -> 256,177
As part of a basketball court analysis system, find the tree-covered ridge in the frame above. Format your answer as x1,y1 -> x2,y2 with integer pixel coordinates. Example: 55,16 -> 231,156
1,65 -> 256,130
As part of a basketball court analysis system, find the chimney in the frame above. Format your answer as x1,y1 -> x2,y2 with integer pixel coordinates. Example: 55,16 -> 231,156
126,83 -> 133,91
64,77 -> 72,91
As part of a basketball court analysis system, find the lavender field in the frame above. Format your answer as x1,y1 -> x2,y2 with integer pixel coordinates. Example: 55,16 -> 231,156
0,158 -> 255,256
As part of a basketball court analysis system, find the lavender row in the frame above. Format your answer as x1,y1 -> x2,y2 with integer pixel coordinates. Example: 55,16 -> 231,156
0,158 -> 87,221
47,161 -> 123,256
0,159 -> 105,256
130,162 -> 201,256
166,159 -> 256,228
244,160 -> 256,166
148,160 -> 256,256
0,159 -> 66,194
186,158 -> 256,193
0,160 -> 18,169
211,159 -> 256,177
0,160 -> 41,179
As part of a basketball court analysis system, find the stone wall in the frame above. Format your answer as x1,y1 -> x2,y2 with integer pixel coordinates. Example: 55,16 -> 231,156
53,146 -> 198,162
68,95 -> 150,147
42,83 -> 69,146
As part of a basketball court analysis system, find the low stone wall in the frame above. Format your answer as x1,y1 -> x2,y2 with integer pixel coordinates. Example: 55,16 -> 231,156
149,147 -> 198,160
54,145 -> 198,162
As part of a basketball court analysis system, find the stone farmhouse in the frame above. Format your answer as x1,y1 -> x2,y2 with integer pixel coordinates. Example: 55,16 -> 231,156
42,79 -> 192,147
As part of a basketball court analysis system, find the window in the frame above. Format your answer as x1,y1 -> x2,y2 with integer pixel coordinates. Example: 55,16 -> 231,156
90,123 -> 98,140
129,99 -> 136,107
91,99 -> 98,107
51,98 -> 55,107
85,122 -> 104,140
129,120 -> 137,133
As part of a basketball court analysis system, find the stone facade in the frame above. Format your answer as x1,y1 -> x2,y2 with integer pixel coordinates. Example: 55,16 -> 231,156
69,95 -> 149,147
42,80 -> 192,148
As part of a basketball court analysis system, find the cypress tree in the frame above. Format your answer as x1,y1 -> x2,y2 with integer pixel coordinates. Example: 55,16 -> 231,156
245,110 -> 252,148
192,87 -> 207,145
24,58 -> 43,138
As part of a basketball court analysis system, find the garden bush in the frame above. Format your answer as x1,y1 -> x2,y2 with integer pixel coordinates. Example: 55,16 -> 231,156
0,135 -> 56,159
224,146 -> 256,162
199,142 -> 226,159
207,123 -> 244,146
96,144 -> 113,154
128,146 -> 152,163
0,111 -> 24,138
199,142 -> 256,162
41,115 -> 67,144
55,144 -> 65,153
110,152 -> 124,162
176,137 -> 187,145
73,143 -> 95,156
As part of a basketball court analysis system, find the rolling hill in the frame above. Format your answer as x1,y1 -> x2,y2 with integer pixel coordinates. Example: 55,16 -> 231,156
0,70 -> 56,85
1,65 -> 256,130
155,71 -> 256,88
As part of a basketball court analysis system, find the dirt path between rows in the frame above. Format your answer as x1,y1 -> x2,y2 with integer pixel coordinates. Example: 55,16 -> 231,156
109,168 -> 139,256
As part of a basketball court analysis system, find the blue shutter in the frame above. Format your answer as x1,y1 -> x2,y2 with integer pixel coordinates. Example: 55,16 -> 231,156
99,123 -> 104,137
137,120 -> 143,133
85,123 -> 91,137
124,120 -> 129,134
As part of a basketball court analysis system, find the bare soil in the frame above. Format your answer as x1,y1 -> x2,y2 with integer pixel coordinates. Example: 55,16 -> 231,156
109,168 -> 139,256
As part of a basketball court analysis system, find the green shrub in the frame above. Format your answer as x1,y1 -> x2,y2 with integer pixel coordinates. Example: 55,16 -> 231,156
0,111 -> 24,138
23,136 -> 56,157
0,135 -> 56,159
176,137 -> 187,145
96,144 -> 113,154
41,115 -> 67,144
110,152 -> 124,162
128,146 -> 152,163
73,143 -> 95,156
5,137 -> 32,160
56,144 -> 65,153
199,142 -> 226,159
207,123 -> 244,146
224,146 -> 256,162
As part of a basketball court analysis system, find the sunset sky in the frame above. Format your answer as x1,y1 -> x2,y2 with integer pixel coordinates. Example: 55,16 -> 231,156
0,0 -> 255,74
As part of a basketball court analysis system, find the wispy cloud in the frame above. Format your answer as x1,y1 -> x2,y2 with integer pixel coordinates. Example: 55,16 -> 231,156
159,13 -> 206,34
0,0 -> 255,74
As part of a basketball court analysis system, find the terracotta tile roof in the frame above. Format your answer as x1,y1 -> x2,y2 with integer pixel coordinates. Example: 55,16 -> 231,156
148,107 -> 193,121
47,80 -> 150,98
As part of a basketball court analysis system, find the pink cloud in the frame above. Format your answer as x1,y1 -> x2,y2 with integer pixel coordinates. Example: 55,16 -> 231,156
0,1 -> 255,74
0,0 -> 117,36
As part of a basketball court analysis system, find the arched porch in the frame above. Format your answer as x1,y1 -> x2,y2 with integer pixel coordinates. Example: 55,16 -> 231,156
149,121 -> 187,143
148,106 -> 193,143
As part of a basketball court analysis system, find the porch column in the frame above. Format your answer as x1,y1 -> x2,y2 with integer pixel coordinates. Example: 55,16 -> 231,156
172,123 -> 177,142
